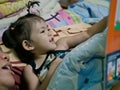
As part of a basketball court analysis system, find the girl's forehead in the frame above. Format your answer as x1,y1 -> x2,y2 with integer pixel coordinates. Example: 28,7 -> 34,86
32,20 -> 48,29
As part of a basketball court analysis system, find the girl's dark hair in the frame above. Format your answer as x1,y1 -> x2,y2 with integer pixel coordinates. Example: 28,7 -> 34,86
2,14 -> 44,63
27,1 -> 40,14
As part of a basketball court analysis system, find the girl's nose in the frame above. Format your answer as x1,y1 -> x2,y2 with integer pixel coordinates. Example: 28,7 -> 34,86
48,29 -> 53,36
0,52 -> 10,61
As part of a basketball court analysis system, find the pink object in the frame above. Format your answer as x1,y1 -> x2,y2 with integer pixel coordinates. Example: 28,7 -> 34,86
45,9 -> 74,28
58,9 -> 74,25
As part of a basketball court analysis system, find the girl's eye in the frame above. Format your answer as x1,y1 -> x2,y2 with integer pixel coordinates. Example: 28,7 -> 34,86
48,29 -> 50,31
40,30 -> 45,33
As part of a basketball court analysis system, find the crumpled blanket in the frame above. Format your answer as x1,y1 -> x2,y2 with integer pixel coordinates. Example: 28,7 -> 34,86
0,0 -> 16,4
0,0 -> 30,19
68,0 -> 109,24
47,31 -> 107,90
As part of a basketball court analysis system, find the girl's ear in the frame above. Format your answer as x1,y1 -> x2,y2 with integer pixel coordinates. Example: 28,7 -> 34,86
22,40 -> 34,50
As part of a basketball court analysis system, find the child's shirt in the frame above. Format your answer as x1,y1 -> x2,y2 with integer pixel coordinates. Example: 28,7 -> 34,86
29,50 -> 70,83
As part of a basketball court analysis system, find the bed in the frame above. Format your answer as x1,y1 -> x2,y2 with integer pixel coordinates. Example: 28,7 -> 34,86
0,0 -> 110,90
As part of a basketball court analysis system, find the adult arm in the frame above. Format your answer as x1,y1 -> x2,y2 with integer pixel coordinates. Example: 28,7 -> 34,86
56,16 -> 108,50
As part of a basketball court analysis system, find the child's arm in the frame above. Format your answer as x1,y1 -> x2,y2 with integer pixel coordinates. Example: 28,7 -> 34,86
23,65 -> 39,90
23,58 -> 62,90
56,16 -> 108,50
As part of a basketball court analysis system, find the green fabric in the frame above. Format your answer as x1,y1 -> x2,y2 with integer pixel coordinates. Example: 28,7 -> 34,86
65,10 -> 82,24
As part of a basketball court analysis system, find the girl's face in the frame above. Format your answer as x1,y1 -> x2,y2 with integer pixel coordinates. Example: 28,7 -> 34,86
0,47 -> 15,89
30,20 -> 57,54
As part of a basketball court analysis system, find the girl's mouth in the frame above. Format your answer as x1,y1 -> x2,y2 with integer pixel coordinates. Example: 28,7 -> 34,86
2,63 -> 14,74
49,37 -> 55,43
2,64 -> 11,70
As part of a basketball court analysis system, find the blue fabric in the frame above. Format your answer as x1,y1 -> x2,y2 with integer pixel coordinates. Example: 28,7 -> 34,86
78,56 -> 103,90
68,0 -> 109,24
47,32 -> 107,90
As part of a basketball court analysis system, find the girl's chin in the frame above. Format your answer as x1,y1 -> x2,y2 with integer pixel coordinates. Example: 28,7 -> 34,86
51,44 -> 57,49
2,79 -> 15,89
9,80 -> 15,88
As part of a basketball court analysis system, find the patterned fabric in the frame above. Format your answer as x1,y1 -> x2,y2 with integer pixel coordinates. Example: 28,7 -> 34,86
0,0 -> 16,4
0,0 -> 30,19
65,10 -> 82,24
45,9 -> 74,28
37,53 -> 56,82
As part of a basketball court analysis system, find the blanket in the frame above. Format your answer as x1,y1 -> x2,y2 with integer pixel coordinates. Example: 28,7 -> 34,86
0,0 -> 30,19
68,0 -> 109,24
47,32 -> 107,90
0,0 -> 16,4
0,0 -> 82,30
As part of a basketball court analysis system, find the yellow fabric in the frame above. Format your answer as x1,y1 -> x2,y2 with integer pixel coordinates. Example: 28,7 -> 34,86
0,0 -> 31,4
0,0 -> 11,4
0,0 -> 31,18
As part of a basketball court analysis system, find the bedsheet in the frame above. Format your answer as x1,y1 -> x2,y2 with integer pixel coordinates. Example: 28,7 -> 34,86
0,0 -> 82,30
47,32 -> 107,90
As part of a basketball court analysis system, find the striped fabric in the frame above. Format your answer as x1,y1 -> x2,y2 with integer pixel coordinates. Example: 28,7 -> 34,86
0,0 -> 16,4
0,0 -> 30,19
